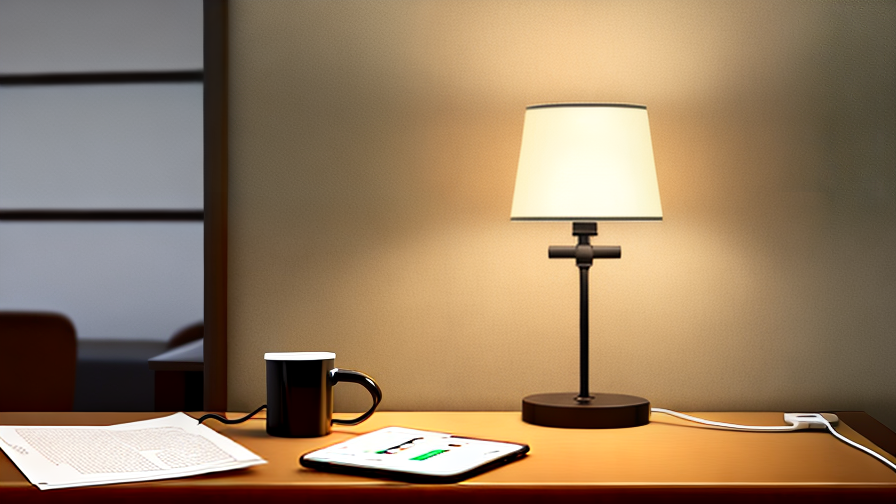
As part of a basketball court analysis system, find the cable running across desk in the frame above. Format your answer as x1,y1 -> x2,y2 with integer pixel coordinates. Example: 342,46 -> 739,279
651,408 -> 798,432
651,408 -> 896,473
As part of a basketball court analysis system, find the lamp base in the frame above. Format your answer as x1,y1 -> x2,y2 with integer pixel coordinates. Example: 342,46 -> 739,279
522,392 -> 650,428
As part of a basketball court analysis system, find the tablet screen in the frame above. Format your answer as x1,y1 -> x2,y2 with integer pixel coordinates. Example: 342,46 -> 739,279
300,426 -> 527,478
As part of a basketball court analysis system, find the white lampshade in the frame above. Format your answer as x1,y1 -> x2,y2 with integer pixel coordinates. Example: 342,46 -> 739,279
511,103 -> 663,221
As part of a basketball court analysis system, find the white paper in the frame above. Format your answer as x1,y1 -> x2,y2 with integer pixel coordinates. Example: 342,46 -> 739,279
0,412 -> 266,490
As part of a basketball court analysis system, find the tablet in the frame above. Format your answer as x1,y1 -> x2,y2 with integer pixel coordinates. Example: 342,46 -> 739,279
299,426 -> 529,483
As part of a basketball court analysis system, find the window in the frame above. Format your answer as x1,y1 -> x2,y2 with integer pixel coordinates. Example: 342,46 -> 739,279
0,0 -> 204,410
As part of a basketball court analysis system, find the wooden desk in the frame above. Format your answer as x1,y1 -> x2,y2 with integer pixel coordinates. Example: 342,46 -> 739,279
2,411 -> 894,503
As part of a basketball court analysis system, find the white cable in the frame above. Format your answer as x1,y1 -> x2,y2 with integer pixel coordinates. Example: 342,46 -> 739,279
823,417 -> 896,473
651,408 -> 896,473
650,408 -> 798,432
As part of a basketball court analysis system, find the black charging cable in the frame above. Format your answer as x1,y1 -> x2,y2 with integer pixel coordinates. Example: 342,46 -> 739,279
197,404 -> 267,425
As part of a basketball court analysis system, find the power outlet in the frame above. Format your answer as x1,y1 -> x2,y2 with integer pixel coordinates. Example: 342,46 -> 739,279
783,412 -> 840,430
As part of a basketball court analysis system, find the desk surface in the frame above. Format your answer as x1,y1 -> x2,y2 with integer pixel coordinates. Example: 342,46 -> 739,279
147,338 -> 203,372
2,411 -> 895,503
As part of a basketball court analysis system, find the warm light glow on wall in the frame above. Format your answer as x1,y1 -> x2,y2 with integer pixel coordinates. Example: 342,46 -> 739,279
227,1 -> 896,430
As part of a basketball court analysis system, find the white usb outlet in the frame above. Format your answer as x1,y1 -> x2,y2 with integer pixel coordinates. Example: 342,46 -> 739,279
783,412 -> 840,430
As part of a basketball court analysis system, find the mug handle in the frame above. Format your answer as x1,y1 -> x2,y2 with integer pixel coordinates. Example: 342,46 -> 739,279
329,368 -> 382,426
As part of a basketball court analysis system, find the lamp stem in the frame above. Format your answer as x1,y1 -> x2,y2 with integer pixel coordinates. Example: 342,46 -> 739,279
528,222 -> 648,428
577,263 -> 593,403
548,222 -> 619,404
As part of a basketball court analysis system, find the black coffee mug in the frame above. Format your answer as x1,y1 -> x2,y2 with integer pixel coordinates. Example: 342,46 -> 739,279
197,352 -> 381,437
264,352 -> 381,437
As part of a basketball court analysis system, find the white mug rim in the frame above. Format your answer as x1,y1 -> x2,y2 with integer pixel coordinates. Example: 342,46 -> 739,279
264,352 -> 336,361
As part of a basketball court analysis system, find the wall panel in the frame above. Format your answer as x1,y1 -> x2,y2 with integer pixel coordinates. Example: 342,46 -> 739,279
0,83 -> 202,209
0,222 -> 203,341
0,0 -> 202,73
227,0 -> 896,428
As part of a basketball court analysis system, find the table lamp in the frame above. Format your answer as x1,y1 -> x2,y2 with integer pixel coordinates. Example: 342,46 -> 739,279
511,103 -> 662,428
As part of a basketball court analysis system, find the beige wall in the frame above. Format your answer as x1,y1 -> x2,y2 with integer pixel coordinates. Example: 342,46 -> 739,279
227,0 -> 896,429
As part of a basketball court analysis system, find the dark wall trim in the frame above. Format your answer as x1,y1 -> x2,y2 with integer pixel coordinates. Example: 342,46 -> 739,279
204,0 -> 228,412
0,210 -> 203,222
0,71 -> 203,86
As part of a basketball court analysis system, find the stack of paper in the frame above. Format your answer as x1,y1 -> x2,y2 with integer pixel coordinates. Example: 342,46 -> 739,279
0,412 -> 266,490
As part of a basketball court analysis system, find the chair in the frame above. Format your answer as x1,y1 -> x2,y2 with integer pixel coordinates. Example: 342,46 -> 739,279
166,321 -> 203,350
0,311 -> 77,411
